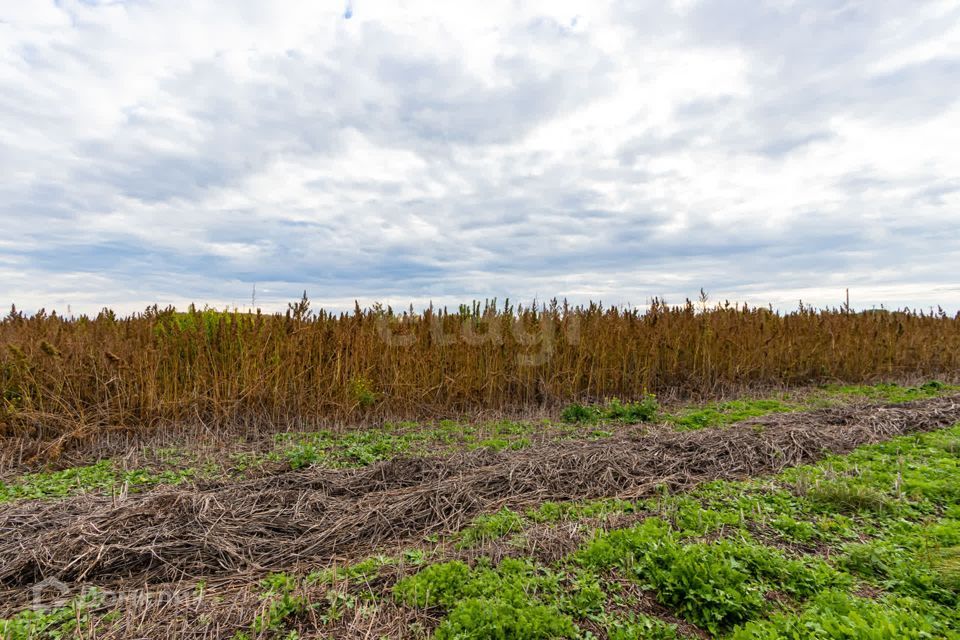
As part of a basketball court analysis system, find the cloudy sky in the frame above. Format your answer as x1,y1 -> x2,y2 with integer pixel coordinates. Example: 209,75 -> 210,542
2,0 -> 959,315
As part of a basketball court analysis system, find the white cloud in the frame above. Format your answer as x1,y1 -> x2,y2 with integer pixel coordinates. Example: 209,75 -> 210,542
1,0 -> 958,315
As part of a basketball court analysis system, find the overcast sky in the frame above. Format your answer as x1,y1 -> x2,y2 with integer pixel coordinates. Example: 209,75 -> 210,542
2,1 -> 959,315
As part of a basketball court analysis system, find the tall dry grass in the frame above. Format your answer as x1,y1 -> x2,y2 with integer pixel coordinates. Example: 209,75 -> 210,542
2,297 -> 958,440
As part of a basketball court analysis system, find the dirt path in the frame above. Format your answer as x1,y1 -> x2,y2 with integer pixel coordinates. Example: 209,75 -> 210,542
2,395 -> 959,598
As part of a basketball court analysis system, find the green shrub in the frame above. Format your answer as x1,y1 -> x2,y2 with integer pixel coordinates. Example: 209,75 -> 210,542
394,557 -> 564,609
935,546 -> 960,591
349,376 -> 376,409
260,572 -> 299,595
0,461 -> 195,503
253,572 -> 307,633
471,437 -> 531,452
341,430 -> 407,465
528,501 -> 566,522
278,429 -> 417,469
826,381 -> 952,404
717,538 -> 849,598
307,555 -> 395,587
576,522 -> 844,634
666,496 -> 740,536
528,498 -> 641,524
252,593 -> 306,633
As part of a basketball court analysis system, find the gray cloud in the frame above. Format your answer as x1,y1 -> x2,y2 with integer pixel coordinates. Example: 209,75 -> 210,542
1,0 -> 958,314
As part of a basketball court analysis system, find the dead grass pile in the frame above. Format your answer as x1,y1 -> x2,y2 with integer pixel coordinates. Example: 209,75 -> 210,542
1,396 -> 958,591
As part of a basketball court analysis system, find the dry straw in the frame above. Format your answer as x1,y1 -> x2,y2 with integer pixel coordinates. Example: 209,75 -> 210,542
1,297 -> 958,443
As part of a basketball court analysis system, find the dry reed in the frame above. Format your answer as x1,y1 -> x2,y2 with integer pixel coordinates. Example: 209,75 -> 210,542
1,298 -> 958,442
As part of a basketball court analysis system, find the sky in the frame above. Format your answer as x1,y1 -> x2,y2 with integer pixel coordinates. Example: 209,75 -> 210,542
2,0 -> 959,315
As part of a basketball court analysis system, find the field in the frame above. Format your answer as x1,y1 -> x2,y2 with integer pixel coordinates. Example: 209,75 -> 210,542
4,300 -> 960,464
2,302 -> 960,639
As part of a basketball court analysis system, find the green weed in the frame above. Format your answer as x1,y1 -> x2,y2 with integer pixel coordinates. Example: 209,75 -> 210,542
0,461 -> 195,503
805,482 -> 894,515
434,597 -> 577,640
607,613 -> 682,640
731,589 -> 960,639
0,590 -> 102,639
824,381 -> 955,404
458,508 -> 526,548
669,399 -> 794,431
394,557 -> 576,638
561,396 -> 658,424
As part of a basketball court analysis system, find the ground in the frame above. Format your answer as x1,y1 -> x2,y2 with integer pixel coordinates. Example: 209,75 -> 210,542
1,382 -> 959,639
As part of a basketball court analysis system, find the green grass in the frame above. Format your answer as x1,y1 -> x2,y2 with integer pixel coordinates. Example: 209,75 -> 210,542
3,380 -> 957,639
274,418 -> 546,470
0,460 -> 196,504
370,421 -> 960,638
668,398 -> 795,431
0,418 -> 548,504
570,518 -> 848,634
731,588 -> 959,639
561,396 -> 659,424
457,507 -> 527,548
823,380 -> 957,404
394,557 -> 578,639
307,554 -> 399,588
561,381 -> 956,434
0,590 -> 103,639
8,415 -> 960,638
662,380 -> 957,432
4,381 -> 954,506
607,613 -> 683,640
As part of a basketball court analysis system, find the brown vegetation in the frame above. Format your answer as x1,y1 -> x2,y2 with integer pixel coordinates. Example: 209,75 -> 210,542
3,298 -> 958,444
